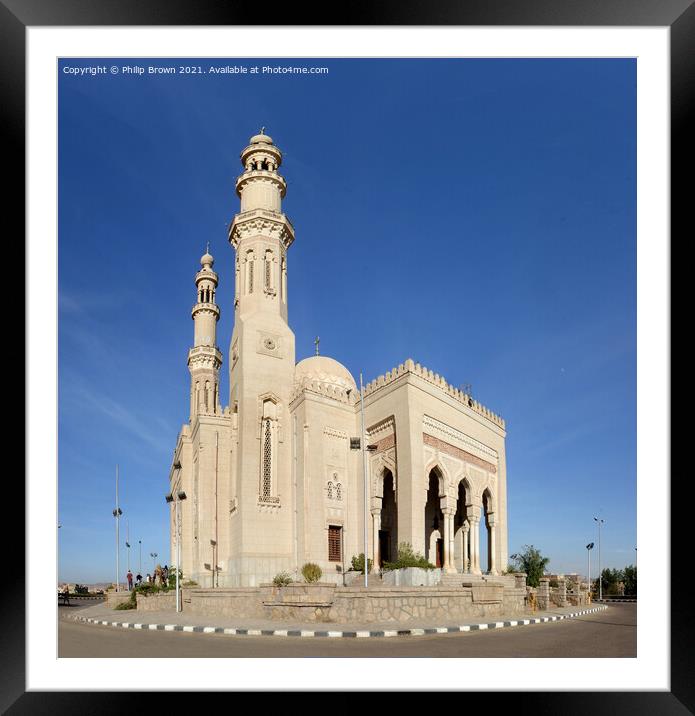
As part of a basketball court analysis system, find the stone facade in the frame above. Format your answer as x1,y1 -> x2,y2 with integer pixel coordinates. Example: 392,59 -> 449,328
169,131 -> 510,588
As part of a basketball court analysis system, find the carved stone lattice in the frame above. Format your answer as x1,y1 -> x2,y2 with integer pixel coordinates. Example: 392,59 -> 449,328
262,418 -> 272,499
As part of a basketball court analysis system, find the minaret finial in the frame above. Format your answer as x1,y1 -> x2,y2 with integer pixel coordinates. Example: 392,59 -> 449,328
260,126 -> 265,135
314,336 -> 320,356
206,240 -> 210,254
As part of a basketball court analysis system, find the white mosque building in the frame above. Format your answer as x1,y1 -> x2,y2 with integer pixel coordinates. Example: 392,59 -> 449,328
169,130 -> 509,587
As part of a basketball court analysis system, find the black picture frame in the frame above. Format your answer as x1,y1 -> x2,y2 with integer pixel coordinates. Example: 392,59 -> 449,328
8,0 -> 685,711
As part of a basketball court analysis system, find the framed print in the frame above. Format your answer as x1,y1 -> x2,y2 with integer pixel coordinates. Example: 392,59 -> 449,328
9,0 -> 687,710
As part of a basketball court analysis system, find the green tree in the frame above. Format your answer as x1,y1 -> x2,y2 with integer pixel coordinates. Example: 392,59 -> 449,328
509,545 -> 550,588
622,564 -> 637,595
599,567 -> 622,595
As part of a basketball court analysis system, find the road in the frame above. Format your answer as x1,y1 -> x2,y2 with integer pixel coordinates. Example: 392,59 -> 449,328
58,602 -> 636,658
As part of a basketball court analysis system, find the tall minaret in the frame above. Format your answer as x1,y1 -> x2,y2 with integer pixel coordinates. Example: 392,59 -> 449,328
188,247 -> 223,419
227,130 -> 296,585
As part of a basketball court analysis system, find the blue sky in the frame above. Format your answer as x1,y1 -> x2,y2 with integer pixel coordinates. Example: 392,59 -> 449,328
58,58 -> 636,583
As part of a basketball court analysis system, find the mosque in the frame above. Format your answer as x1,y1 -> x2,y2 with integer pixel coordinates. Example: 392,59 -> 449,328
168,130 -> 509,587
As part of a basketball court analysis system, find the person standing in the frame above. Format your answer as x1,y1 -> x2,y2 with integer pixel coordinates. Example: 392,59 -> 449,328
163,564 -> 169,586
136,573 -> 142,585
126,570 -> 133,591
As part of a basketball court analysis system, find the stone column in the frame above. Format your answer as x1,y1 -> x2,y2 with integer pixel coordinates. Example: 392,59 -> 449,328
462,521 -> 470,573
538,577 -> 550,610
442,509 -> 456,573
448,512 -> 456,573
371,510 -> 381,570
471,518 -> 482,575
466,505 -> 482,575
487,514 -> 497,574
557,576 -> 567,607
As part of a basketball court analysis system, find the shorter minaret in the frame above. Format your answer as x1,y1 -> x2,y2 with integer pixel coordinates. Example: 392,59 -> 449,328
188,247 -> 223,419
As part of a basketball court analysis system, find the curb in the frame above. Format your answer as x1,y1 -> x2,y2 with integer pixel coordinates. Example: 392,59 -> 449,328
68,605 -> 608,638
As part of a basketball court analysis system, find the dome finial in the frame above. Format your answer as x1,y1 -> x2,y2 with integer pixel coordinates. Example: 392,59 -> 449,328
314,336 -> 320,356
260,126 -> 265,135
200,243 -> 214,267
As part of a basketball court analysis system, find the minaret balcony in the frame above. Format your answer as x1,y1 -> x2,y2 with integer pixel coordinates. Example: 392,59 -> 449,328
191,302 -> 220,319
228,208 -> 295,250
195,268 -> 218,283
187,344 -> 223,369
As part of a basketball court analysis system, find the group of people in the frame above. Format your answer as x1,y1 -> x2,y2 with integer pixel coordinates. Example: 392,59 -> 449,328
126,565 -> 170,591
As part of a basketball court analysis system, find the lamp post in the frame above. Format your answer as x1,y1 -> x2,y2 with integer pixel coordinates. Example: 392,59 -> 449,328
166,489 -> 187,612
586,542 -> 594,598
138,540 -> 142,575
594,517 -> 604,600
112,464 -> 123,591
360,372 -> 368,588
358,372 -> 379,588
150,552 -> 158,576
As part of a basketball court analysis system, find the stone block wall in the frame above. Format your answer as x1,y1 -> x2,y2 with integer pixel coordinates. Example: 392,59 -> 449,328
381,567 -> 441,587
329,585 -> 526,623
105,591 -> 132,609
136,592 -> 176,611
172,582 -> 527,624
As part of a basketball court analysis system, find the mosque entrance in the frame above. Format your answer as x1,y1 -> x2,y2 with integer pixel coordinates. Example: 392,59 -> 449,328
379,530 -> 391,566
425,468 -> 444,567
379,468 -> 397,567
435,538 -> 443,568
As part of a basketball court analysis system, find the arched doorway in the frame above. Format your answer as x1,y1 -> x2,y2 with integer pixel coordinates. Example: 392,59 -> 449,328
379,469 -> 397,566
425,469 -> 444,567
454,479 -> 470,572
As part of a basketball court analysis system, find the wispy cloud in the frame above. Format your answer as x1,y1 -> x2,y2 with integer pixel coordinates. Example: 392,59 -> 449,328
65,381 -> 171,456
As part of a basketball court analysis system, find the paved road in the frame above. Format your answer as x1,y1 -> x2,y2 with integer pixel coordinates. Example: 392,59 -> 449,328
58,602 -> 636,658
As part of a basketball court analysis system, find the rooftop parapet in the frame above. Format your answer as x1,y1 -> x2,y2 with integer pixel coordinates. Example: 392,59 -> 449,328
361,358 -> 505,429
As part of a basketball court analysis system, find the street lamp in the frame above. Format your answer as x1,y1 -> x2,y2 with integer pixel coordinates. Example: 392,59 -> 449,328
166,489 -> 187,612
594,517 -> 605,600
138,540 -> 142,575
585,542 -> 594,598
150,552 -> 158,576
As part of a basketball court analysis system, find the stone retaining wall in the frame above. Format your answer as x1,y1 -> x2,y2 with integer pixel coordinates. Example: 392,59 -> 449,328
175,582 -> 526,624
136,592 -> 176,611
104,591 -> 132,609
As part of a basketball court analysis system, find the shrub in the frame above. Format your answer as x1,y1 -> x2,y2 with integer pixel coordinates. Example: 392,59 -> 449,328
273,571 -> 292,587
182,579 -> 198,587
350,553 -> 373,574
301,563 -> 322,583
382,542 -> 435,571
509,545 -> 550,588
136,582 -> 158,594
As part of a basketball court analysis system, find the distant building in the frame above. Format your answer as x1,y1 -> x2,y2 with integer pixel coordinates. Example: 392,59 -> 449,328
169,131 -> 509,587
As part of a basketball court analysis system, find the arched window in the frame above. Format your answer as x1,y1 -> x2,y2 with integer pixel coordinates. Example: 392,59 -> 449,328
259,399 -> 279,502
327,481 -> 334,499
245,251 -> 255,294
264,250 -> 274,292
336,483 -> 342,501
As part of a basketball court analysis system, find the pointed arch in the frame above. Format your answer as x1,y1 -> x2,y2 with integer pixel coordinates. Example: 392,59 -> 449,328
424,461 -> 449,497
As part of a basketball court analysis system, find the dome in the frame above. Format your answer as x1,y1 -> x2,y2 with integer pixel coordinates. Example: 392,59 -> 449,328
294,355 -> 356,391
249,131 -> 273,145
200,252 -> 214,267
